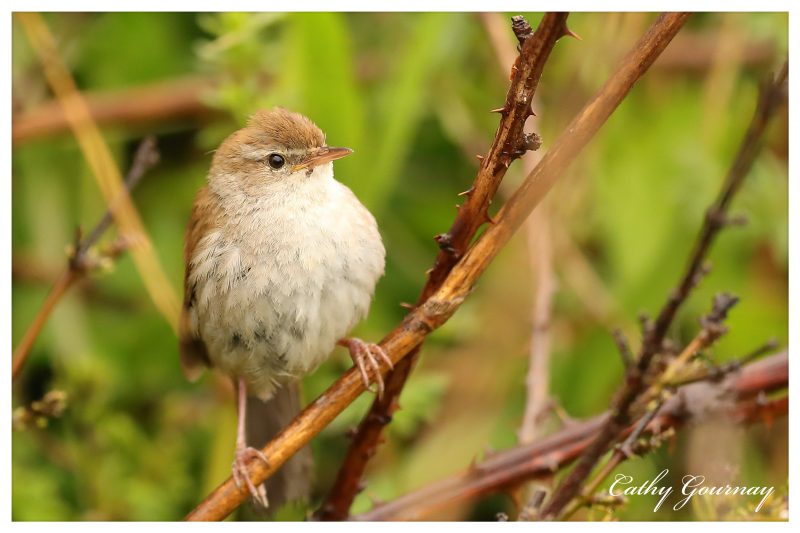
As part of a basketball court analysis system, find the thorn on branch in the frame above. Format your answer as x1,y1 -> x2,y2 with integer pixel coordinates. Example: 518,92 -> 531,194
458,186 -> 475,197
559,21 -> 582,41
366,412 -> 393,426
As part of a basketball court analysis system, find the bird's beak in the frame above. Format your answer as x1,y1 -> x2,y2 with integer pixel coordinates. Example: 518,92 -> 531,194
292,146 -> 353,172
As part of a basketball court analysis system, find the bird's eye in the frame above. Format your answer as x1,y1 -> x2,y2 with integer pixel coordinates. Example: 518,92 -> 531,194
267,153 -> 285,169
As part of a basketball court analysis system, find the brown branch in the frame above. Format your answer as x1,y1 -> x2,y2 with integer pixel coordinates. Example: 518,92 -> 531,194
13,76 -> 219,144
11,137 -> 159,382
538,58 -> 788,519
317,13 -> 572,520
354,351 -> 787,520
12,269 -> 78,381
186,12 -> 689,522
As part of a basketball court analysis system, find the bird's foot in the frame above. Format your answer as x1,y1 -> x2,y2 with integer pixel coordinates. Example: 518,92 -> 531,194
232,446 -> 270,508
338,337 -> 393,397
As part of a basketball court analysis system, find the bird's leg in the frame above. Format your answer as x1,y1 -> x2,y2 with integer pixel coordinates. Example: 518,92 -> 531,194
231,377 -> 270,508
337,338 -> 393,397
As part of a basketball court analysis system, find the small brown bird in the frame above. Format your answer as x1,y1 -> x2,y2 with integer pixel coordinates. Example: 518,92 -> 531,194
179,108 -> 389,507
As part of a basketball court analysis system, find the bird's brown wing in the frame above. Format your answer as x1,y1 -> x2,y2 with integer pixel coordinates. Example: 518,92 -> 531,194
179,186 -> 216,381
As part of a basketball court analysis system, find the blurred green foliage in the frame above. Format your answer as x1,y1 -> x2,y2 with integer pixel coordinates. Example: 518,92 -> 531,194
12,12 -> 787,521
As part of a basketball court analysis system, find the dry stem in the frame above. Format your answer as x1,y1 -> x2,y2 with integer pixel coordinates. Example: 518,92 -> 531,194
538,58 -> 787,519
17,13 -> 181,331
11,137 -> 160,382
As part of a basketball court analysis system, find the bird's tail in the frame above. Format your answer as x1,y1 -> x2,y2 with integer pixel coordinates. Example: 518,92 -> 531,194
245,382 -> 313,511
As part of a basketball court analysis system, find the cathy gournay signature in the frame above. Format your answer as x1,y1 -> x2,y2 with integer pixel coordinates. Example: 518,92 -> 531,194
609,468 -> 775,512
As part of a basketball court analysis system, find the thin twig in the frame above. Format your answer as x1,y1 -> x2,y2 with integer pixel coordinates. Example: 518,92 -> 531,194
477,11 -> 558,448
481,10 -> 557,449
186,12 -> 689,522
11,137 -> 160,382
558,292 -> 740,519
519,209 -> 556,444
354,352 -> 787,520
17,13 -> 181,331
668,339 -> 779,388
317,13 -> 572,520
12,270 -> 78,381
538,58 -> 787,519
76,137 -> 160,259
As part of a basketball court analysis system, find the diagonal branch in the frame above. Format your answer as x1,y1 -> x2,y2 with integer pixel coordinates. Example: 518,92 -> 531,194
538,58 -> 788,519
12,137 -> 160,382
354,352 -> 787,520
185,12 -> 690,521
318,12 -> 572,520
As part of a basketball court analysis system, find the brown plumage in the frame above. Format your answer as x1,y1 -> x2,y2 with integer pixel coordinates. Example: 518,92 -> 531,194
179,186 -> 216,381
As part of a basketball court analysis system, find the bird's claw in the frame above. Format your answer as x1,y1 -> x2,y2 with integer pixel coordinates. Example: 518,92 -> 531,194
232,446 -> 270,508
340,338 -> 393,397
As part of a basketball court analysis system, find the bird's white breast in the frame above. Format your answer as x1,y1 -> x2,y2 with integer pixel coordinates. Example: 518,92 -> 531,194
189,166 -> 385,400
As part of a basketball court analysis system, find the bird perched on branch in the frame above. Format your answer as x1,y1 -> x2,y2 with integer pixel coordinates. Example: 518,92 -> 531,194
179,107 -> 388,507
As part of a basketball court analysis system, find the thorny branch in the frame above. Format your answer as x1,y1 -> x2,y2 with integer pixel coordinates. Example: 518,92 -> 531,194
186,12 -> 689,521
11,137 -> 160,382
355,351 -> 787,520
318,13 -> 572,520
538,59 -> 788,519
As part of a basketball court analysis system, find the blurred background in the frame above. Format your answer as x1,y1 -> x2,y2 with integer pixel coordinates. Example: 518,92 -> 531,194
11,12 -> 787,521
